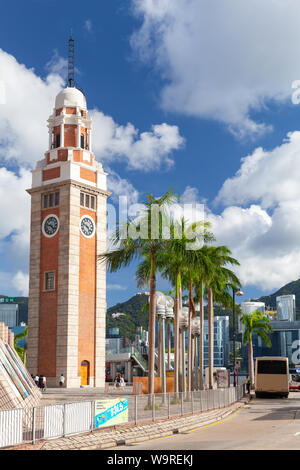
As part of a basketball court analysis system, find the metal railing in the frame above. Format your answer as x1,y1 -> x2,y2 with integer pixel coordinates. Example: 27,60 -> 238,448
0,385 -> 244,449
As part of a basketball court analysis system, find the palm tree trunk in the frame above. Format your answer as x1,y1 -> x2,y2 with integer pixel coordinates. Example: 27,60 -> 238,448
148,252 -> 156,397
174,271 -> 180,395
187,304 -> 192,392
249,339 -> 254,389
199,281 -> 204,390
167,323 -> 171,370
208,287 -> 214,389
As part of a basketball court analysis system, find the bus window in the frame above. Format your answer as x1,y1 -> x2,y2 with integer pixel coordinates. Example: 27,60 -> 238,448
257,360 -> 287,375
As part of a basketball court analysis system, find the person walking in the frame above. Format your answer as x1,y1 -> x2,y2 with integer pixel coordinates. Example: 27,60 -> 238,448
38,375 -> 44,390
59,374 -> 65,388
246,375 -> 251,394
43,375 -> 47,392
34,375 -> 39,387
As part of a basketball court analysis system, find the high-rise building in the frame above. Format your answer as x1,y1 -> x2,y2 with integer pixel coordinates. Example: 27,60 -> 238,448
203,316 -> 230,368
276,295 -> 296,322
27,82 -> 109,388
0,299 -> 18,328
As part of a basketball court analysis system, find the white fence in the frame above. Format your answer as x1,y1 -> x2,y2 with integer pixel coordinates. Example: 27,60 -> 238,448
0,385 -> 245,449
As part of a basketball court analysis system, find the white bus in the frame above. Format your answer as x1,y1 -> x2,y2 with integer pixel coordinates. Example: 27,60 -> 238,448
255,357 -> 289,398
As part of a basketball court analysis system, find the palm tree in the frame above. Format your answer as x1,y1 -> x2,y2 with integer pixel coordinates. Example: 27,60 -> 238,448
99,188 -> 177,396
204,246 -> 241,389
242,310 -> 273,388
159,219 -> 214,393
14,326 -> 28,364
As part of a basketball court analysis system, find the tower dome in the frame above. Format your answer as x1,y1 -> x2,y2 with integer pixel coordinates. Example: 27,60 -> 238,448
55,87 -> 87,110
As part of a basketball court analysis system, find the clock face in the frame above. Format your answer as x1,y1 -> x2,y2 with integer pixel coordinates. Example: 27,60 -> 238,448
80,215 -> 95,238
42,215 -> 59,237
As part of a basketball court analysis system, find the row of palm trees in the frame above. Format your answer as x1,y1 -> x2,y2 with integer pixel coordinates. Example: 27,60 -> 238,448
99,188 -> 243,394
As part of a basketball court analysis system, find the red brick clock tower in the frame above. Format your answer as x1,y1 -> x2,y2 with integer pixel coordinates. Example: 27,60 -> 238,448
27,86 -> 109,388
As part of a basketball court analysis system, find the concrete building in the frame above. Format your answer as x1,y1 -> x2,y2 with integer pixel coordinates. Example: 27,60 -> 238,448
27,85 -> 109,388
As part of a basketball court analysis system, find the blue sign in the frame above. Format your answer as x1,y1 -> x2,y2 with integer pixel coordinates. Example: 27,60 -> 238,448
95,398 -> 128,429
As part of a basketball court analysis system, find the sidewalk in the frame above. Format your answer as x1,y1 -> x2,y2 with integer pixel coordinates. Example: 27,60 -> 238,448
10,395 -> 250,451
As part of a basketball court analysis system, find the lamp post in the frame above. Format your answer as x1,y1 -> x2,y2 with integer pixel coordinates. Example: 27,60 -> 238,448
232,288 -> 243,387
156,292 -> 174,403
179,307 -> 189,394
165,296 -> 174,376
192,317 -> 201,391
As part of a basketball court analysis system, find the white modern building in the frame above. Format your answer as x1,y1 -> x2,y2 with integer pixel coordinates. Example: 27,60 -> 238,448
276,295 -> 296,322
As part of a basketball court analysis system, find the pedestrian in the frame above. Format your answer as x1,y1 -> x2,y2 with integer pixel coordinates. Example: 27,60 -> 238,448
34,374 -> 39,387
43,375 -> 47,392
38,374 -> 44,390
120,375 -> 125,388
246,375 -> 251,394
59,373 -> 65,388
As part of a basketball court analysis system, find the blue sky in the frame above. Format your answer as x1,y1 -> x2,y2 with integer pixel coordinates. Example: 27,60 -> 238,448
2,1 -> 300,307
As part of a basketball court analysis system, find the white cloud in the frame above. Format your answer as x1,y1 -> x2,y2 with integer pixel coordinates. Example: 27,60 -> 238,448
181,127 -> 300,291
107,170 -> 139,205
107,284 -> 127,291
84,20 -> 93,33
215,131 -> 300,209
12,271 -> 29,297
131,0 -> 300,137
90,110 -> 184,171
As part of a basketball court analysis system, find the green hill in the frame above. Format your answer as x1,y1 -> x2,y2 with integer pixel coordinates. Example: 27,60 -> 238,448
106,293 -> 149,341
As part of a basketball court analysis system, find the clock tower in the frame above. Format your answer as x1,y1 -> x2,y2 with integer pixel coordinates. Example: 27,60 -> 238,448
26,85 -> 109,388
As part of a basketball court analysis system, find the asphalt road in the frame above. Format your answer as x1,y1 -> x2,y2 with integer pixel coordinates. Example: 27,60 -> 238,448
117,392 -> 300,450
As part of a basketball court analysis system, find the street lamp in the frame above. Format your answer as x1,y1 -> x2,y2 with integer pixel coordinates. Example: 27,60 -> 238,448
192,317 -> 200,390
156,292 -> 173,401
179,307 -> 189,393
232,289 -> 243,387
165,296 -> 174,374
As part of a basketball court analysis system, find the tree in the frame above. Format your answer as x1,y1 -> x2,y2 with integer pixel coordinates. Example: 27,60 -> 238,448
242,310 -> 273,388
99,188 -> 177,396
204,246 -> 241,389
14,326 -> 28,364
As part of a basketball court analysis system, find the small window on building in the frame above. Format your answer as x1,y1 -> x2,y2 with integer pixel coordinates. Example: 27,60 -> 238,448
81,135 -> 85,149
55,192 -> 60,206
49,193 -> 54,207
45,271 -> 55,291
43,191 -> 60,209
55,134 -> 60,148
80,191 -> 96,210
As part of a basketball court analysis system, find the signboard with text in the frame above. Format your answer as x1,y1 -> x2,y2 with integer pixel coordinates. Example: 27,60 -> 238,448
95,398 -> 128,429
0,298 -> 17,304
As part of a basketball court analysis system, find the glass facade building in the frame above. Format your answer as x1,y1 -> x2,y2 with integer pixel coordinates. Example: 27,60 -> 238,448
203,316 -> 230,368
0,303 -> 19,328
